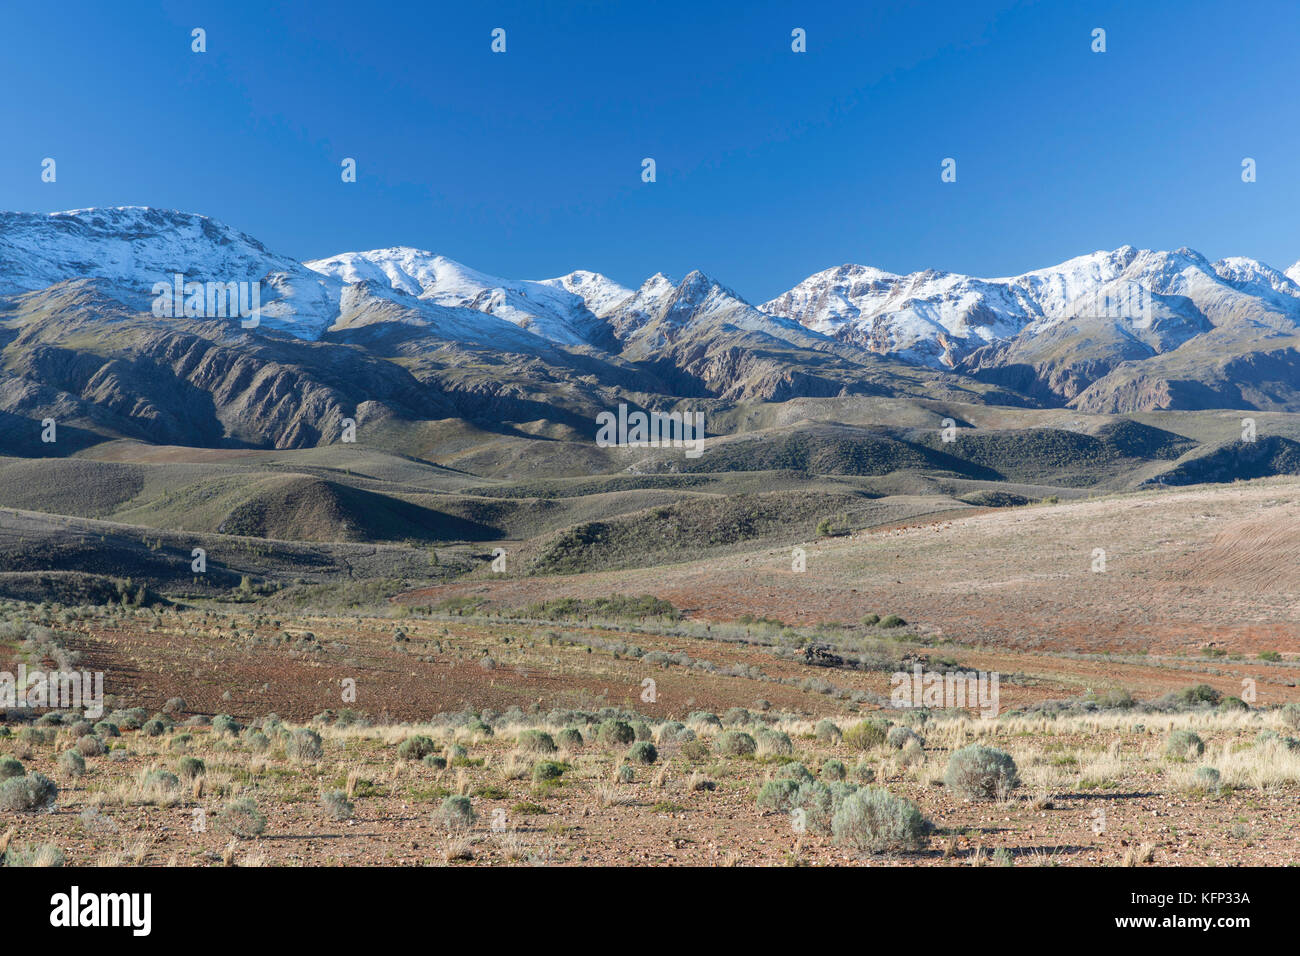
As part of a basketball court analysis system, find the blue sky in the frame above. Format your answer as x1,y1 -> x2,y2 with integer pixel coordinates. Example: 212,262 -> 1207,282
2,0 -> 1298,302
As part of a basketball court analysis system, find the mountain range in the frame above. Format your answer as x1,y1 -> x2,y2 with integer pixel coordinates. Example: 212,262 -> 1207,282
3,206 -> 1300,453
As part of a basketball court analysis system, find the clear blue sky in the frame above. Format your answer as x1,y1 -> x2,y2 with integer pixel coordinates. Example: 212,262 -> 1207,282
2,0 -> 1297,302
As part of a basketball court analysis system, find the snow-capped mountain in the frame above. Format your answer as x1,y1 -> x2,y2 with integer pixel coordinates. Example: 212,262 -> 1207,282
305,248 -> 630,347
764,246 -> 1300,368
3,205 -> 1300,420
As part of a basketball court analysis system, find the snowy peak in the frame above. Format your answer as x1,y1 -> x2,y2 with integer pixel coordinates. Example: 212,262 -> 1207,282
538,270 -> 633,318
765,246 -> 1300,367
305,248 -> 619,347
0,207 -> 299,295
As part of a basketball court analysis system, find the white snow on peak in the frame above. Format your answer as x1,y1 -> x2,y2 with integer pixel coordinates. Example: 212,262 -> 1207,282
538,270 -> 633,318
764,246 -> 1300,367
305,247 -> 620,346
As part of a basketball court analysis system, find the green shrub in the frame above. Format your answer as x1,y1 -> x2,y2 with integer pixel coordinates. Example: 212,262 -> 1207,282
176,756 -> 205,780
58,750 -> 85,778
597,720 -> 635,746
435,795 -> 476,829
843,719 -> 889,751
217,797 -> 266,837
140,719 -> 165,737
879,615 -> 905,628
532,761 -> 565,784
615,764 -> 634,783
0,842 -> 65,867
887,726 -> 924,749
286,728 -> 324,762
422,754 -> 447,770
756,778 -> 800,811
756,729 -> 793,757
143,769 -> 179,792
1166,729 -> 1205,760
1280,703 -> 1300,731
627,741 -> 658,765
557,728 -> 584,750
778,762 -> 814,784
715,731 -> 757,757
212,714 -> 241,737
656,722 -> 690,745
76,735 -> 106,758
861,613 -> 881,626
686,712 -> 722,731
852,758 -> 876,783
93,721 -> 120,738
723,707 -> 751,727
517,730 -> 557,755
680,739 -> 710,762
0,756 -> 26,780
1194,766 -> 1221,787
321,789 -> 354,821
815,719 -> 842,743
944,745 -> 1019,800
1175,685 -> 1221,707
831,787 -> 929,853
0,773 -> 57,812
794,781 -> 835,832
397,735 -> 437,760
244,731 -> 270,753
821,759 -> 847,781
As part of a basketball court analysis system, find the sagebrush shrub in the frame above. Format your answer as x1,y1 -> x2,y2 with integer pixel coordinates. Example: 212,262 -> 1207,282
218,797 -> 266,837
1280,703 -> 1300,731
831,787 -> 929,853
756,778 -> 799,811
815,719 -> 842,743
517,730 -> 557,755
0,756 -> 26,780
557,728 -> 584,750
176,756 -> 205,780
778,762 -> 814,784
397,735 -> 437,760
843,719 -> 889,751
821,758 -> 847,781
944,745 -> 1019,800
435,795 -> 475,829
755,729 -> 793,757
715,730 -> 756,757
686,711 -> 722,731
532,761 -> 565,784
597,720 -> 635,746
286,728 -> 324,762
321,789 -> 354,821
887,725 -> 924,749
1166,730 -> 1205,760
211,714 -> 241,737
58,750 -> 85,778
0,773 -> 58,812
627,741 -> 658,765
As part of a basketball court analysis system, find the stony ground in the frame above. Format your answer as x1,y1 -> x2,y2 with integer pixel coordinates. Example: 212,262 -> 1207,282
3,706 -> 1299,867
